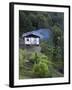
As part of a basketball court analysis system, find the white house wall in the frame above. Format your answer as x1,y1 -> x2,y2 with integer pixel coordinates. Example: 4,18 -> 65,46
25,37 -> 39,45
25,38 -> 30,45
36,38 -> 39,45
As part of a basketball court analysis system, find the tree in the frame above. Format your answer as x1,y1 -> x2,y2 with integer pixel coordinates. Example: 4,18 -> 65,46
52,25 -> 64,73
40,40 -> 53,61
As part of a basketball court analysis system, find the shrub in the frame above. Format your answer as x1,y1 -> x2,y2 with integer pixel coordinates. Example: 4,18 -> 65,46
29,52 -> 48,64
19,49 -> 27,68
31,52 -> 49,78
32,62 -> 48,78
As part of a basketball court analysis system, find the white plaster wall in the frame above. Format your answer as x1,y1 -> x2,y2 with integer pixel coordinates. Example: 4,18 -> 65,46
25,37 -> 39,45
25,37 -> 30,44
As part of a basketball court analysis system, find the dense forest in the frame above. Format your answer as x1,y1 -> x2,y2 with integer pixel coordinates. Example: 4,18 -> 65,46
19,10 -> 64,79
19,11 -> 64,36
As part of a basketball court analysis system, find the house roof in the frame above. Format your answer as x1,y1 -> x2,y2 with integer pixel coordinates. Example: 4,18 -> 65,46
22,32 -> 40,38
24,34 -> 40,38
22,28 -> 52,39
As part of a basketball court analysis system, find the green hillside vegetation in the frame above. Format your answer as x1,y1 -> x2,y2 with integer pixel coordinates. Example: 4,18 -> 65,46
19,49 -> 63,79
19,11 -> 64,36
19,11 -> 64,79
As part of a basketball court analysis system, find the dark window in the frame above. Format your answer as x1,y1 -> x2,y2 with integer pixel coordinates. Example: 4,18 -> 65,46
27,38 -> 29,41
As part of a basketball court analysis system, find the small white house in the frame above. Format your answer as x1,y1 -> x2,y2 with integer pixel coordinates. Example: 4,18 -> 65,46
23,34 -> 40,45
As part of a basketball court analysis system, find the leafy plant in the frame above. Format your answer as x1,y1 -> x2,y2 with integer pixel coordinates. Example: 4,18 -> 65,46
32,62 -> 48,78
19,49 -> 26,67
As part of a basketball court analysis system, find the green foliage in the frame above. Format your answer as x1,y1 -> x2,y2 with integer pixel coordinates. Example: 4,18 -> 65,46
40,40 -> 53,60
19,49 -> 27,67
29,52 -> 49,78
19,48 -> 64,79
40,24 -> 64,73
19,49 -> 27,79
19,11 -> 64,37
29,52 -> 48,64
32,62 -> 48,78
52,25 -> 62,46
52,25 -> 64,63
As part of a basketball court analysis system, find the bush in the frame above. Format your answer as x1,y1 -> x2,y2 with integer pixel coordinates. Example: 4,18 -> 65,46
32,62 -> 48,78
29,52 -> 48,64
19,49 -> 27,68
30,52 -> 49,78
